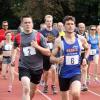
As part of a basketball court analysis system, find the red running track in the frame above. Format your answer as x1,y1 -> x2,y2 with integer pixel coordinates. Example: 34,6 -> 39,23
0,55 -> 100,100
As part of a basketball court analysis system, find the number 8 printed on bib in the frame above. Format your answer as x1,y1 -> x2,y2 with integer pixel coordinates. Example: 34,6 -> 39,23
65,55 -> 79,65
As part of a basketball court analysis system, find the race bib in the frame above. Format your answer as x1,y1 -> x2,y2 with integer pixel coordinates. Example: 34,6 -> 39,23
5,44 -> 12,50
90,49 -> 96,55
65,55 -> 79,65
47,43 -> 53,49
23,46 -> 36,56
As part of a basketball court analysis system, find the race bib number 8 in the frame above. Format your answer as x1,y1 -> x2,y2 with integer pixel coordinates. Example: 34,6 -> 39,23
65,55 -> 79,65
23,46 -> 36,56
90,49 -> 96,55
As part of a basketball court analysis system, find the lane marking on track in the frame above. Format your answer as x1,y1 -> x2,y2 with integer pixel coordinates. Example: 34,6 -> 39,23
89,72 -> 100,78
37,89 -> 52,100
88,72 -> 100,97
88,90 -> 100,97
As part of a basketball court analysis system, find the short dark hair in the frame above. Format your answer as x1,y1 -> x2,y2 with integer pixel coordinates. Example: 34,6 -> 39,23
63,16 -> 76,24
20,15 -> 33,22
2,21 -> 8,25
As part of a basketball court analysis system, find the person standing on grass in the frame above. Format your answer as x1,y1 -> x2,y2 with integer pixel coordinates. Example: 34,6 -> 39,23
52,16 -> 89,100
11,15 -> 50,100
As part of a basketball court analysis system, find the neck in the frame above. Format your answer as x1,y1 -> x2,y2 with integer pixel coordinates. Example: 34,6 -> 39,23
46,26 -> 52,31
6,39 -> 11,43
91,33 -> 95,36
79,31 -> 84,34
24,30 -> 33,34
65,31 -> 75,39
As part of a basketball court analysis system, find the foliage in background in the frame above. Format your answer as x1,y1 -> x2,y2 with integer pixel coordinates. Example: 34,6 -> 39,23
0,0 -> 100,29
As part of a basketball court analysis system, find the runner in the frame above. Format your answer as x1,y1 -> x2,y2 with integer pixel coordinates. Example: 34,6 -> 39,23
77,22 -> 89,91
87,25 -> 100,82
40,15 -> 58,94
0,30 -> 14,92
11,15 -> 50,100
52,16 -> 89,100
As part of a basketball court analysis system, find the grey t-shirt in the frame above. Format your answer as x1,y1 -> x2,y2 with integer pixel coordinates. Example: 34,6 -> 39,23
14,31 -> 48,70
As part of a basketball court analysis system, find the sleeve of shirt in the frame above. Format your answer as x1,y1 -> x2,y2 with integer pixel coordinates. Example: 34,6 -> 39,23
40,34 -> 48,48
13,37 -> 20,49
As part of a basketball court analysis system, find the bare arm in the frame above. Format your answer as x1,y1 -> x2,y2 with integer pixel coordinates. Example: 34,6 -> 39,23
51,37 -> 64,64
98,35 -> 100,48
31,40 -> 50,56
82,37 -> 90,59
0,41 -> 4,48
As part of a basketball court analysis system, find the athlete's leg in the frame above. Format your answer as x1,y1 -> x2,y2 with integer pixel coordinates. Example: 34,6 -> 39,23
1,63 -> 8,79
51,64 -> 57,94
21,76 -> 30,100
8,64 -> 15,92
93,54 -> 99,80
30,83 -> 37,100
70,80 -> 81,100
81,64 -> 88,91
60,91 -> 69,100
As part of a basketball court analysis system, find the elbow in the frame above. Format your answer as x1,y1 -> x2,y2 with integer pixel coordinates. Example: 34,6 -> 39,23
46,51 -> 51,56
44,49 -> 51,56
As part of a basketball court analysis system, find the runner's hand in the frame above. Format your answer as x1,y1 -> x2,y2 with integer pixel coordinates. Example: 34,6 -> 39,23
11,57 -> 15,66
31,40 -> 39,48
57,56 -> 64,64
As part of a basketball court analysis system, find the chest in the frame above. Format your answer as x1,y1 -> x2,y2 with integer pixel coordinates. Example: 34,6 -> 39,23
4,43 -> 12,51
20,34 -> 35,47
63,39 -> 80,55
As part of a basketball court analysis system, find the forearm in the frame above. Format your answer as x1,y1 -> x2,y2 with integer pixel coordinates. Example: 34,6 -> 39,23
52,47 -> 59,56
11,48 -> 17,60
50,55 -> 59,64
36,45 -> 50,56
84,45 -> 90,59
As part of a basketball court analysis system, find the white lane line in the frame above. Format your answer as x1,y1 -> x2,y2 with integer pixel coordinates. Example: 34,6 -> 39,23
88,90 -> 100,97
89,73 -> 100,78
88,73 -> 100,97
37,89 -> 52,100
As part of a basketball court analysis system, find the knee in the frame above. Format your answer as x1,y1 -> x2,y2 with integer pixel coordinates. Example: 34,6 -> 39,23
82,65 -> 88,72
71,90 -> 80,98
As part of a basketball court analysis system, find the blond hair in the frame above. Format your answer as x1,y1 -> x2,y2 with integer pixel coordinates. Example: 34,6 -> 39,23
44,15 -> 53,21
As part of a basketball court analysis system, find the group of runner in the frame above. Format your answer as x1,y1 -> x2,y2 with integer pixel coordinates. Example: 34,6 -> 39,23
0,15 -> 100,100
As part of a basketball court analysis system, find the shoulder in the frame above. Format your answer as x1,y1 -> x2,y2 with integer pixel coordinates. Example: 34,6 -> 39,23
52,29 -> 59,34
15,33 -> 21,39
54,36 -> 62,47
1,40 -> 5,45
77,34 -> 84,39
40,29 -> 46,33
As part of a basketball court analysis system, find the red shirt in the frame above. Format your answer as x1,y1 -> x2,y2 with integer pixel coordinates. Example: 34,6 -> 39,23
0,29 -> 5,42
0,29 -> 15,42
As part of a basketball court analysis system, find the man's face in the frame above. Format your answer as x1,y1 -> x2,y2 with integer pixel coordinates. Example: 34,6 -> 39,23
45,18 -> 53,28
22,18 -> 33,32
78,24 -> 85,33
58,23 -> 64,31
64,20 -> 75,33
2,22 -> 8,30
